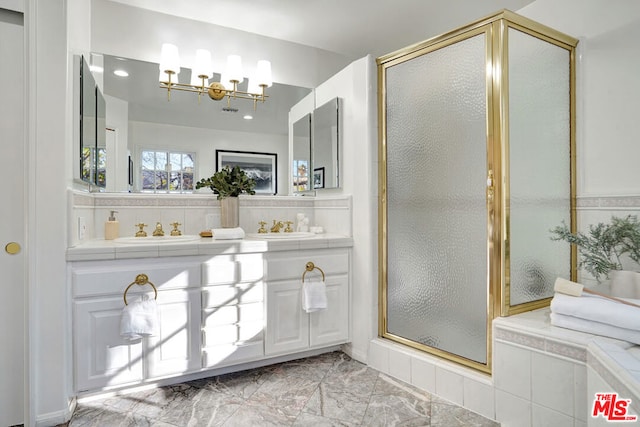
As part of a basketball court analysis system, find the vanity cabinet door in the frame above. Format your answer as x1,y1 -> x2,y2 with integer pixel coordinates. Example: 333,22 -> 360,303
146,289 -> 201,378
309,274 -> 349,347
74,296 -> 143,392
265,279 -> 309,356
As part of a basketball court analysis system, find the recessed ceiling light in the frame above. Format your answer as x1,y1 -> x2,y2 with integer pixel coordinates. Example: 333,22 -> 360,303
113,69 -> 129,77
89,65 -> 103,73
243,115 -> 253,120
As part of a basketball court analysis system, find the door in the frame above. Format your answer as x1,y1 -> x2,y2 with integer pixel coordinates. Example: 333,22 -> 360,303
146,289 -> 201,378
265,280 -> 309,355
74,297 -> 144,392
309,275 -> 349,347
380,28 -> 491,370
0,8 -> 26,426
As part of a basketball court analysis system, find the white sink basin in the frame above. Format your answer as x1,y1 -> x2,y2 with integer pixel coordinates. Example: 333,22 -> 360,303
114,235 -> 201,244
245,231 -> 316,240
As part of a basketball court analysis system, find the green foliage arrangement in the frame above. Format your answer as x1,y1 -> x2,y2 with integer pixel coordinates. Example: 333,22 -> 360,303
195,165 -> 256,200
550,215 -> 640,282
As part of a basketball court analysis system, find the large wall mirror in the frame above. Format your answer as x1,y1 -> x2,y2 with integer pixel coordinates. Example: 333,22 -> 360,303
84,53 -> 311,193
312,97 -> 340,189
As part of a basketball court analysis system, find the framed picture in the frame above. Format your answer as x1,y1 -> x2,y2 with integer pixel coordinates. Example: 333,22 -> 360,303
313,167 -> 325,189
216,149 -> 277,195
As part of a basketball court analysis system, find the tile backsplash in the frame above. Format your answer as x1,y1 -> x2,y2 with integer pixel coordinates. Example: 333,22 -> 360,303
68,189 -> 351,247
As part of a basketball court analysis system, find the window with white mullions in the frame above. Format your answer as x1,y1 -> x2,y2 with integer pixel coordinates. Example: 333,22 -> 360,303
141,150 -> 195,193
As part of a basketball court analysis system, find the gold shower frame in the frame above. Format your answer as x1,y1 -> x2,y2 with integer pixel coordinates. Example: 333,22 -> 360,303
377,10 -> 578,373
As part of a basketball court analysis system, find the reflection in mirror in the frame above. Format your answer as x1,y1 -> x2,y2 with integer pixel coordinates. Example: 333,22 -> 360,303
96,89 -> 106,187
80,55 -> 96,184
97,53 -> 311,193
292,113 -> 311,192
312,97 -> 340,189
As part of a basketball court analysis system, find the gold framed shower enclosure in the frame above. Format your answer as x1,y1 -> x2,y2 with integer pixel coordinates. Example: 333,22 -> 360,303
378,10 -> 577,373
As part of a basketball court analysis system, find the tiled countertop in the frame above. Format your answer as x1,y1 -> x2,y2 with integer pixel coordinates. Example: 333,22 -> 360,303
494,308 -> 640,416
67,233 -> 353,261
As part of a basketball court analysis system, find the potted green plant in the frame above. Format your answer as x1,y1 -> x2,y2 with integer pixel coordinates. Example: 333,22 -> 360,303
550,215 -> 640,283
196,165 -> 256,228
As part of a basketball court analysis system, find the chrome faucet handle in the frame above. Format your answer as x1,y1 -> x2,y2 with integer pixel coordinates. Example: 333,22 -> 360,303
152,222 -> 165,237
258,221 -> 268,233
170,222 -> 182,236
284,221 -> 294,233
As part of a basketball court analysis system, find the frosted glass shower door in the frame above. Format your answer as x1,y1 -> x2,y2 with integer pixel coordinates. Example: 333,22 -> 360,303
383,32 -> 490,365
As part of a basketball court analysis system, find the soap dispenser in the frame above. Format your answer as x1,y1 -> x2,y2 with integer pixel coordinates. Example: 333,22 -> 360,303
105,210 -> 119,240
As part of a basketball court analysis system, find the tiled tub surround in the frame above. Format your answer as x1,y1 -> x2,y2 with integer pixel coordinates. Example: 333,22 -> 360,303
68,190 -> 352,247
369,309 -> 640,427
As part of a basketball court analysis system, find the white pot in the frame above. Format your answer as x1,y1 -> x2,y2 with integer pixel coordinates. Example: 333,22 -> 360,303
609,270 -> 640,299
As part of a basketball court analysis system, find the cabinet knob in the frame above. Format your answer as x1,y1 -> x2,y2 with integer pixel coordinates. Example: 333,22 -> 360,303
5,242 -> 21,255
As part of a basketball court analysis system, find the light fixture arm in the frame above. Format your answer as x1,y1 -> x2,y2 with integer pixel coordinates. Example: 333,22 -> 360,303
159,79 -> 269,105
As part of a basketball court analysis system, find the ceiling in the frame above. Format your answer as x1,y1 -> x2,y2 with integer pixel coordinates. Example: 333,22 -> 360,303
107,0 -> 534,59
100,0 -> 535,135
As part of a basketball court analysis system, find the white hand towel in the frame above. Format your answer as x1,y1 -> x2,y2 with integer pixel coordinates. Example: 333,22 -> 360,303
120,297 -> 159,341
550,312 -> 640,345
302,278 -> 328,313
550,292 -> 640,331
212,227 -> 245,240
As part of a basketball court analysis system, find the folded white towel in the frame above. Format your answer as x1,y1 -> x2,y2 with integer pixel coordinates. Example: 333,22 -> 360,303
120,297 -> 159,341
212,227 -> 245,240
550,312 -> 640,345
550,292 -> 640,331
302,278 -> 328,313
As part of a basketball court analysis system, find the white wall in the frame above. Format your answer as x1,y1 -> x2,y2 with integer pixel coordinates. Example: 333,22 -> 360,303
28,0 -> 71,425
128,121 -> 288,194
308,56 -> 378,362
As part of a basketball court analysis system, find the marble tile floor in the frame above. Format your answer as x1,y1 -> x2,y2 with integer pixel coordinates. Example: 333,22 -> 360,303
61,351 -> 500,426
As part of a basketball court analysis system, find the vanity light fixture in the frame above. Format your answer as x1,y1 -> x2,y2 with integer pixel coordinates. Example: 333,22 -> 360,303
159,43 -> 272,110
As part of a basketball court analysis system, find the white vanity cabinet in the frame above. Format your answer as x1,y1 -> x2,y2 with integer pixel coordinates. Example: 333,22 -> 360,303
69,240 -> 352,394
71,258 -> 202,392
265,248 -> 350,356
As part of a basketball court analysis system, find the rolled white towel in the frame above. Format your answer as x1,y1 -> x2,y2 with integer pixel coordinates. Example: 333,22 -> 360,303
550,292 -> 640,331
550,312 -> 640,345
302,278 -> 327,313
120,297 -> 159,341
212,227 -> 245,240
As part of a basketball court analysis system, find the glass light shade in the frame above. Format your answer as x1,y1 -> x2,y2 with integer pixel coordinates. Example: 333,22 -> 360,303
255,60 -> 272,87
226,54 -> 244,83
246,78 -> 261,95
193,49 -> 213,79
159,43 -> 180,74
